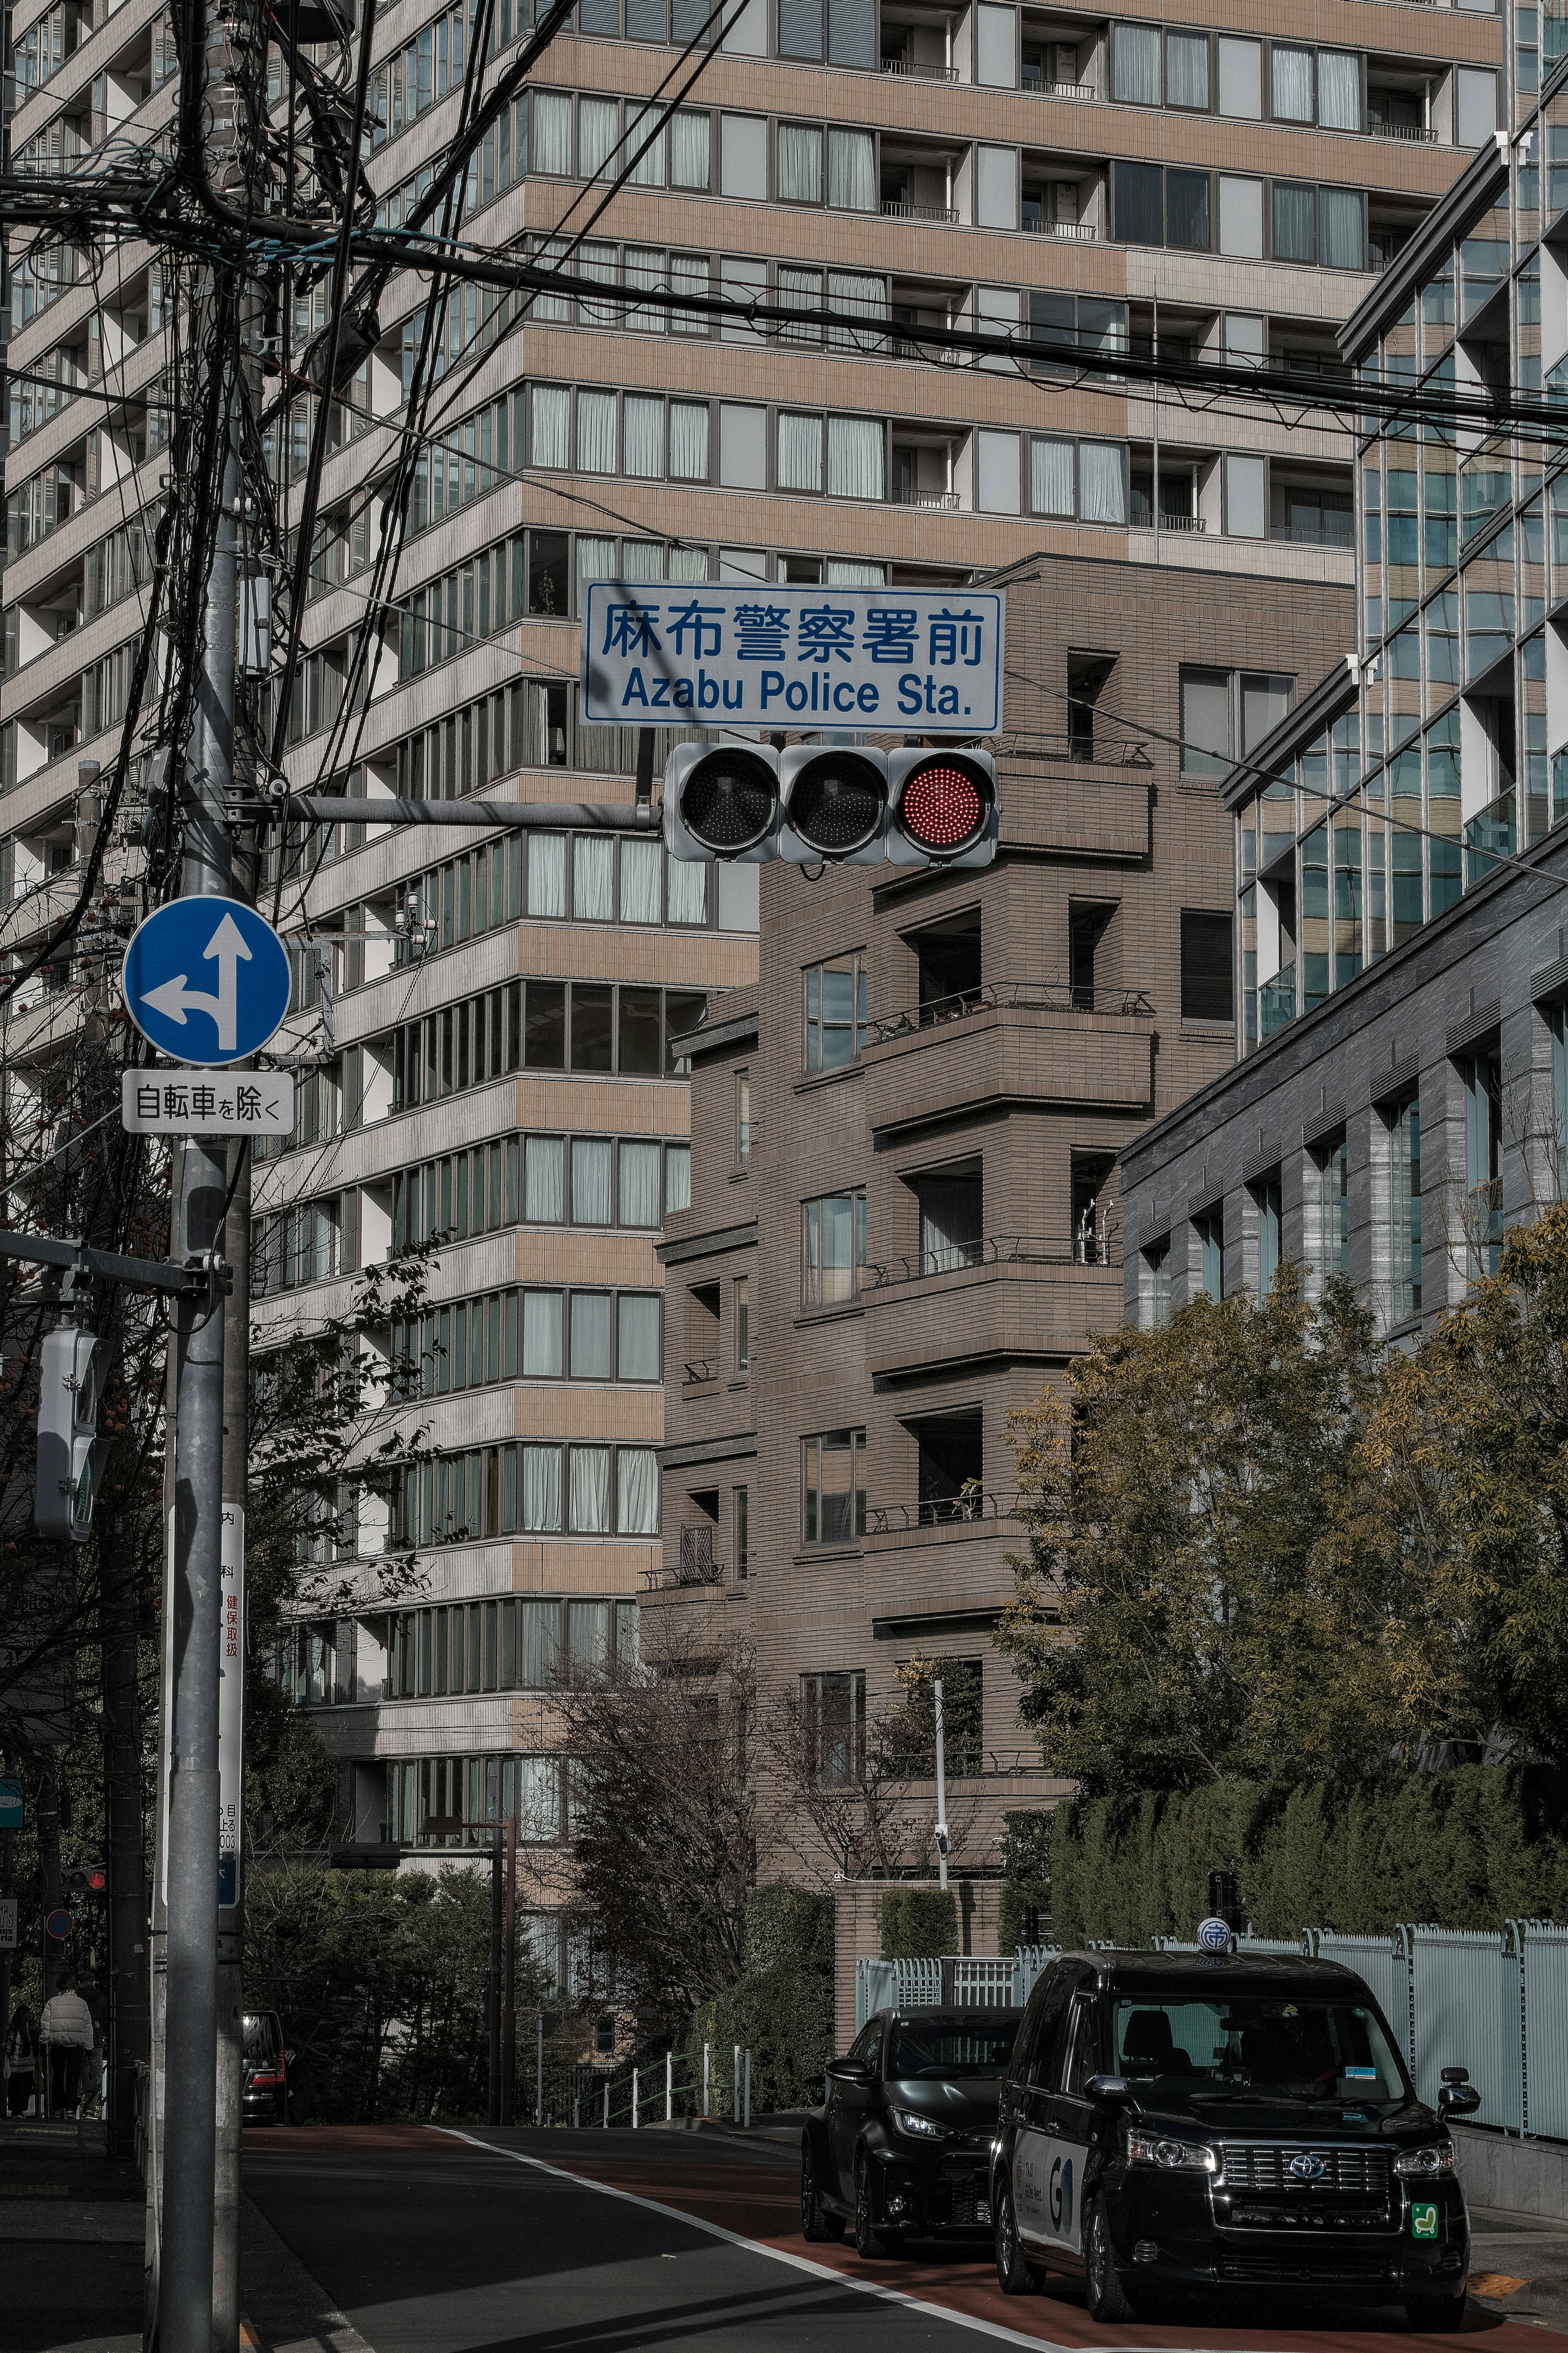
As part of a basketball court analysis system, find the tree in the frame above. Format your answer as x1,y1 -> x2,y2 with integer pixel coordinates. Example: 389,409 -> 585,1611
996,1263 -> 1445,1793
757,1668 -> 980,1886
554,1612 -> 755,2021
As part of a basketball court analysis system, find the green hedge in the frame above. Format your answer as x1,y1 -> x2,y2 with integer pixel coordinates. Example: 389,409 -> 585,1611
880,1887 -> 958,1960
685,1965 -> 835,2113
744,1883 -> 835,1974
998,1809 -> 1054,1955
1044,1765 -> 1568,1949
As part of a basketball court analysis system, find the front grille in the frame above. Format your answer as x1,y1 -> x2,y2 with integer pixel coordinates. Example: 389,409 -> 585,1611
1220,2145 -> 1391,2197
1217,2252 -> 1400,2285
933,2159 -> 993,2230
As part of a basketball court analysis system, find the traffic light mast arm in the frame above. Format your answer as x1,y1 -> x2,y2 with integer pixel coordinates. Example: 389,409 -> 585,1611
281,793 -> 660,832
0,1230 -> 228,1299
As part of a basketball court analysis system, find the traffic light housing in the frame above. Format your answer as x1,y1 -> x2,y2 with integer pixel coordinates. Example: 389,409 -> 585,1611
664,743 -> 996,869
37,1327 -> 99,1544
65,1865 -> 107,1898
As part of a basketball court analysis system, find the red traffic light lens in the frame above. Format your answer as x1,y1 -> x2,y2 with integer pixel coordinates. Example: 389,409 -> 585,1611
897,757 -> 990,856
679,749 -> 779,853
787,753 -> 887,856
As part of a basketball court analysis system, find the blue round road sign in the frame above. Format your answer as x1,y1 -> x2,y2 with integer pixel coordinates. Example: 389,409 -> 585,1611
45,1907 -> 71,1941
122,896 -> 291,1066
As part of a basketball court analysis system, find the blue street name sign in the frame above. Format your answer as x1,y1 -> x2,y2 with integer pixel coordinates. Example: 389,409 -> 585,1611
582,584 -> 1005,734
0,1775 -> 22,1830
122,896 -> 292,1066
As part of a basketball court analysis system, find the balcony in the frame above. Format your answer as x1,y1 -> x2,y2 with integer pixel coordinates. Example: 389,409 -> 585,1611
880,57 -> 957,80
1365,118 -> 1437,143
864,1248 -> 1124,1380
882,200 -> 958,223
862,987 -> 1154,1142
1022,77 -> 1097,100
890,486 -> 960,510
1024,218 -> 1098,241
683,1355 -> 718,1385
867,1488 -> 1017,1533
644,1526 -> 725,1589
869,978 -> 1153,1046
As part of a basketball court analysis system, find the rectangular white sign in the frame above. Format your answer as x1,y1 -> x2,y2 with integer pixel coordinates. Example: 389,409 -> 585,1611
122,1068 -> 295,1135
582,584 -> 1005,734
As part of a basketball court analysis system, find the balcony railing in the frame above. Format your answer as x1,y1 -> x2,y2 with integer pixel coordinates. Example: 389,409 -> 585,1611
866,1233 -> 1116,1286
644,1527 -> 725,1588
881,56 -> 957,79
682,1356 -> 717,1384
1132,511 -> 1207,533
867,1490 -> 1020,1533
868,977 -> 1154,1046
1025,218 -> 1098,240
1022,77 -> 1097,99
1272,522 -> 1354,548
882,200 -> 959,223
1365,118 -> 1437,142
891,486 -> 960,509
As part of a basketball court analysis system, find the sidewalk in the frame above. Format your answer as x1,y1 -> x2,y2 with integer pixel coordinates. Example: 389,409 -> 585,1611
0,2114 -> 145,2353
1471,2206 -> 1568,2335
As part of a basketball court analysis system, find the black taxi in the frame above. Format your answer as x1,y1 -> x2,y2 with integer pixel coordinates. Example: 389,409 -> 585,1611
992,1950 -> 1479,2327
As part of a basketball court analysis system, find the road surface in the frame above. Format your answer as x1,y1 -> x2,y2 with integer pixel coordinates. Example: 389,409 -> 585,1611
239,2123 -> 1568,2353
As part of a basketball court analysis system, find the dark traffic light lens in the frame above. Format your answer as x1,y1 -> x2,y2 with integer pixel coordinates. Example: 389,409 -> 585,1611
788,753 -> 887,856
679,749 -> 779,852
897,757 -> 989,855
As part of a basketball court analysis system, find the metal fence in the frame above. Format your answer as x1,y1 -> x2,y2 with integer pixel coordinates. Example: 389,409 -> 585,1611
854,1921 -> 1568,2141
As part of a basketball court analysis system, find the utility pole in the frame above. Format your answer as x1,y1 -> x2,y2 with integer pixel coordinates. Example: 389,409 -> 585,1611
488,1834 -> 503,2126
213,1127 -> 249,2353
933,1678 -> 949,1894
500,1817 -> 516,2126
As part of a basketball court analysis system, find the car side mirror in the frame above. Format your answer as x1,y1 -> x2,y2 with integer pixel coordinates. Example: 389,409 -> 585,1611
1438,2080 -> 1480,2120
1086,2074 -> 1131,2105
826,2056 -> 873,2085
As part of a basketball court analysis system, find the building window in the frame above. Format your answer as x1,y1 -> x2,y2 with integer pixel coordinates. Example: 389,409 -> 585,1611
801,1429 -> 866,1545
734,1276 -> 750,1370
1461,1050 -> 1502,1277
1253,1173 -> 1282,1294
734,1485 -> 749,1581
803,1190 -> 867,1304
801,1668 -> 865,1786
804,953 -> 867,1070
736,1067 -> 751,1166
1180,667 -> 1233,776
1314,1133 -> 1349,1287
1144,1235 -> 1171,1327
1389,1097 -> 1421,1322
1196,1209 -> 1225,1300
1180,909 -> 1234,1022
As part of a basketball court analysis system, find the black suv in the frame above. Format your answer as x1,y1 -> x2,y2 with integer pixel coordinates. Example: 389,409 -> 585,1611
802,2007 -> 1021,2256
242,2010 -> 288,2125
991,1951 -> 1479,2328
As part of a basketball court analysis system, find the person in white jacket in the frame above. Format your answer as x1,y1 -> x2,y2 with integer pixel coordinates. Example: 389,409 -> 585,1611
40,1975 -> 94,2117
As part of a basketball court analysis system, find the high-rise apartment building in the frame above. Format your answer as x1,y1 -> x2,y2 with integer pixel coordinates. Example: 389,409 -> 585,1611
0,0 -> 1507,1992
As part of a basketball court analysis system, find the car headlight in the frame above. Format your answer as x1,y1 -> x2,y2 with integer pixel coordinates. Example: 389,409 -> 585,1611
890,2107 -> 951,2142
1395,2143 -> 1457,2177
1127,2130 -> 1218,2174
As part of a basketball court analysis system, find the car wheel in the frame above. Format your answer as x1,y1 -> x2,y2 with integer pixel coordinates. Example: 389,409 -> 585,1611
1085,2196 -> 1136,2325
994,2177 -> 1042,2296
1405,2292 -> 1467,2333
800,2139 -> 844,2242
854,2154 -> 900,2259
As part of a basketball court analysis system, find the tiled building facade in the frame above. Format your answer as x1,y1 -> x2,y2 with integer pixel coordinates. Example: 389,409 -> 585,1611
0,0 -> 1514,1988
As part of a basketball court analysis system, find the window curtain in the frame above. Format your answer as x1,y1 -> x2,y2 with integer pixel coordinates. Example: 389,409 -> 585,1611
517,1757 -> 560,1841
1079,442 -> 1126,524
826,127 -> 875,210
1271,45 -> 1314,121
666,854 -> 707,922
569,1447 -> 612,1533
569,1292 -> 612,1378
577,240 -> 619,327
621,395 -> 664,477
664,1143 -> 691,1212
576,393 -> 616,474
1031,435 -> 1075,516
521,1445 -> 561,1532
1113,21 -> 1160,103
1320,186 -> 1365,270
920,1178 -> 983,1273
669,399 -> 709,478
572,833 -> 614,919
670,252 -> 709,338
578,96 -> 619,177
1317,50 -> 1361,129
528,234 -> 571,322
571,1136 -> 613,1222
529,383 -> 569,468
779,264 -> 824,347
1272,181 -> 1316,261
523,1134 -> 564,1220
626,107 -> 667,184
532,90 -> 572,173
619,836 -> 662,923
826,559 -> 886,584
1165,30 -> 1209,107
521,1289 -> 562,1376
778,410 -> 824,492
576,535 -> 617,629
621,540 -> 664,582
527,831 -> 566,918
624,247 -> 666,334
828,270 -> 887,353
670,107 -> 709,187
617,1138 -> 662,1225
617,1297 -> 662,1381
568,1600 -> 610,1677
777,120 -> 823,202
617,1446 -> 660,1532
826,414 -> 885,499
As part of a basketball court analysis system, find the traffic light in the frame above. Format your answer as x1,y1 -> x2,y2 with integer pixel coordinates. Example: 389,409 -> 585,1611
36,1326 -> 99,1543
664,743 -> 997,870
65,1865 -> 107,1898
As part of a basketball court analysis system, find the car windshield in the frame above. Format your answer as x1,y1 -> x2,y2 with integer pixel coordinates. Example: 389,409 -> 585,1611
1112,1995 -> 1410,2103
887,2020 -> 1018,2079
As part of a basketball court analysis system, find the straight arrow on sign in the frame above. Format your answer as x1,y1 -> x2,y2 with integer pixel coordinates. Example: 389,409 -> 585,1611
139,912 -> 254,1053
